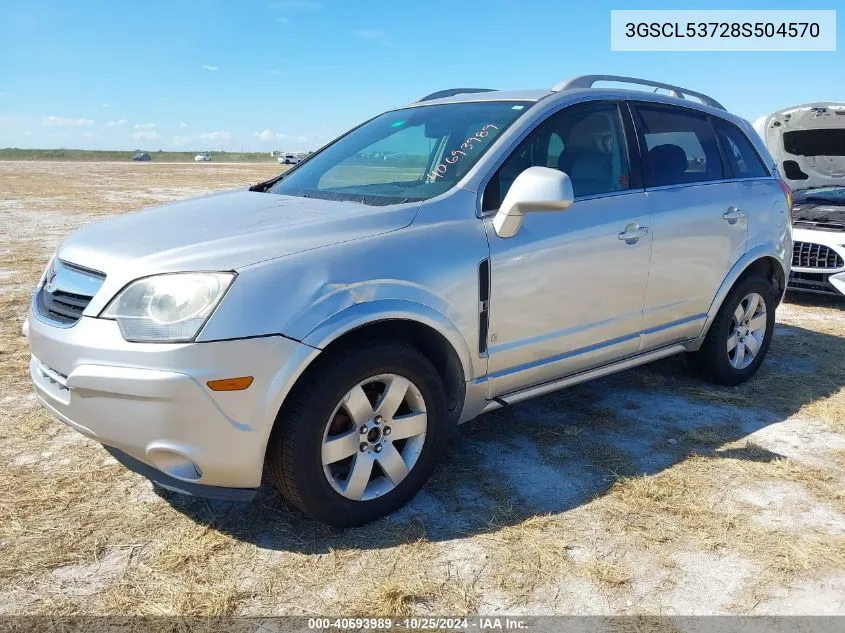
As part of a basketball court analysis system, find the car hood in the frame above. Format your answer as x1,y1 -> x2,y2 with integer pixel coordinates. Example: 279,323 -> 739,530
58,189 -> 419,274
757,103 -> 845,191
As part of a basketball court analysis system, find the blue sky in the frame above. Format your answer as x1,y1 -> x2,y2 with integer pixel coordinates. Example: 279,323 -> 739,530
0,0 -> 842,152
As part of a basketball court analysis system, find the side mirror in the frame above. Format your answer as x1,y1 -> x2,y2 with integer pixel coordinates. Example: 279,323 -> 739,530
493,166 -> 574,238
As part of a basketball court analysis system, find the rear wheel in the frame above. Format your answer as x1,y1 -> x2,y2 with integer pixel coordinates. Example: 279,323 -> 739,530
690,275 -> 776,386
267,341 -> 447,526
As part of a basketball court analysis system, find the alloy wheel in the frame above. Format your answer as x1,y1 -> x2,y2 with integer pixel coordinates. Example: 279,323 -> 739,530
727,292 -> 768,370
321,373 -> 427,501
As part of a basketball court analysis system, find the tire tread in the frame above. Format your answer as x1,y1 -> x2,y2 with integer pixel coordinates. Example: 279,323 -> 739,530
691,274 -> 776,386
266,340 -> 446,525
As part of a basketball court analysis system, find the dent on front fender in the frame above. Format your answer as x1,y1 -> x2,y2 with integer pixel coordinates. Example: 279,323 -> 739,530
300,297 -> 476,380
197,203 -> 490,379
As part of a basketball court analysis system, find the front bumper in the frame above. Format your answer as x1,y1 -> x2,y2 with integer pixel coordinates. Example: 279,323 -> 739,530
788,269 -> 845,296
27,312 -> 314,492
788,228 -> 845,296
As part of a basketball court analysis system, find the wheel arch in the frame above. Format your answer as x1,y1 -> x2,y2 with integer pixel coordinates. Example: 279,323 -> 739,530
693,246 -> 787,349
304,301 -> 470,417
266,301 -> 472,435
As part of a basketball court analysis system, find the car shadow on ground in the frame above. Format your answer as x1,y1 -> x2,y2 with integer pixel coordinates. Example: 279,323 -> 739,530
784,290 -> 845,310
156,319 -> 844,553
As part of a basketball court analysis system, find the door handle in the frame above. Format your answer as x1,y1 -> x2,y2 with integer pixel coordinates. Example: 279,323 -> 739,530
618,224 -> 649,243
723,206 -> 746,223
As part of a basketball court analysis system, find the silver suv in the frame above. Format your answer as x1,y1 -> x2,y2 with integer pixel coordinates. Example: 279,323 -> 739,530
26,75 -> 792,526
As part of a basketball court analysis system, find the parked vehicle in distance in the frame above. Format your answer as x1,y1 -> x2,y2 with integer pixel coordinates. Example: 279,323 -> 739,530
26,75 -> 791,526
279,153 -> 299,165
757,103 -> 845,297
194,152 -> 212,162
131,151 -> 151,161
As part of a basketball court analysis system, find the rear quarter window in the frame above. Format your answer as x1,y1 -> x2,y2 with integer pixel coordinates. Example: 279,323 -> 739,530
714,121 -> 770,178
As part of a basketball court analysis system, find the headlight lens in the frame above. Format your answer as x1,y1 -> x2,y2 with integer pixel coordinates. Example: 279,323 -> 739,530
101,272 -> 235,342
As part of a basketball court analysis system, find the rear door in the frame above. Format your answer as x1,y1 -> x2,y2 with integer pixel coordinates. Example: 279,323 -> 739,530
630,103 -> 748,349
712,117 -> 785,265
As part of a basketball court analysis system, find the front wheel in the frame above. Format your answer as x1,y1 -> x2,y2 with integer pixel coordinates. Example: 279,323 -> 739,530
267,341 -> 447,526
690,275 -> 776,386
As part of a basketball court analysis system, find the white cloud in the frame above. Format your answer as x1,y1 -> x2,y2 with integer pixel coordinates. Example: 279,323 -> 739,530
23,130 -> 32,136
42,115 -> 95,127
180,121 -> 189,129
268,69 -> 279,74
275,16 -> 290,24
201,65 -> 219,71
297,135 -> 307,142
134,122 -> 156,130
105,119 -> 127,127
132,130 -> 159,141
82,132 -> 93,138
200,131 -> 231,142
355,29 -> 388,40
101,102 -> 112,108
170,135 -> 192,147
252,130 -> 287,141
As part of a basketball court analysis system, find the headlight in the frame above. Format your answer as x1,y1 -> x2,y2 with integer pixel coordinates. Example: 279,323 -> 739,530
101,272 -> 235,342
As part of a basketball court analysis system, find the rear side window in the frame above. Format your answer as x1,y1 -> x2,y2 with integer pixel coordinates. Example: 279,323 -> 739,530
635,105 -> 724,187
714,121 -> 769,178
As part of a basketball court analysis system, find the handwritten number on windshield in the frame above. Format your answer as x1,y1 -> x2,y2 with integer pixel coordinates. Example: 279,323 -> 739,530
427,124 -> 499,182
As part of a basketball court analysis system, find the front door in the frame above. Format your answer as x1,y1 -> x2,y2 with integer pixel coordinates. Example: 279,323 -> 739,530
483,101 -> 653,397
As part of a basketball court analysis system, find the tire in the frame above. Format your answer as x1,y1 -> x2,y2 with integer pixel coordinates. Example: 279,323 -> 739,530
690,274 -> 777,386
267,340 -> 447,527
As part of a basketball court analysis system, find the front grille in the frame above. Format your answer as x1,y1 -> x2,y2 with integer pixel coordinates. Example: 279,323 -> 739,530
37,288 -> 92,323
792,241 -> 845,270
789,271 -> 840,295
794,219 -> 845,232
34,357 -> 69,389
34,259 -> 105,326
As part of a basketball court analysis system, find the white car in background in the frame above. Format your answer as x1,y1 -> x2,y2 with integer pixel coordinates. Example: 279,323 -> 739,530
757,103 -> 845,297
278,153 -> 299,165
194,152 -> 212,162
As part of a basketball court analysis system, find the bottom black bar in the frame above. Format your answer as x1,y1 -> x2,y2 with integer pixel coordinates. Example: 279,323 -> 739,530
104,445 -> 258,502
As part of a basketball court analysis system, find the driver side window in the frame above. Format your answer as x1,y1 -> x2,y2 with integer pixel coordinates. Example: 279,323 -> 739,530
483,102 -> 630,210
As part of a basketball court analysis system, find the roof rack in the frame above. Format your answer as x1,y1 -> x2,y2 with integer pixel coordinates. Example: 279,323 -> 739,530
417,88 -> 496,102
551,75 -> 726,111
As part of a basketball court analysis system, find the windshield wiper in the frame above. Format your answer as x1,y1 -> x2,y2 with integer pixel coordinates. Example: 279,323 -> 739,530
249,173 -> 286,193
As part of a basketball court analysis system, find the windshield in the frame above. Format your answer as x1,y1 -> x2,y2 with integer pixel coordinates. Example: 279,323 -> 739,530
793,186 -> 845,203
269,101 -> 531,205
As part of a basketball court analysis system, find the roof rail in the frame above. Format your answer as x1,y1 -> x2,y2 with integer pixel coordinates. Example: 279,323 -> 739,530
551,75 -> 726,111
417,88 -> 496,102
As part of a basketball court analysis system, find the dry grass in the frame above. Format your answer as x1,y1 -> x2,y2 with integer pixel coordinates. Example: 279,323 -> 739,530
601,454 -> 845,582
1,161 -> 844,616
0,160 -> 282,216
627,298 -> 845,433
583,560 -> 632,589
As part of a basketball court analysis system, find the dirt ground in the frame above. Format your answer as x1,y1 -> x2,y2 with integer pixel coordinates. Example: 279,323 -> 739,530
1,161 -> 844,617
